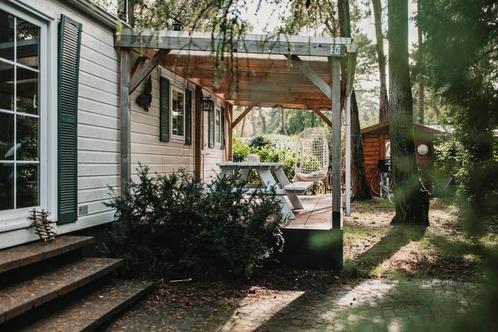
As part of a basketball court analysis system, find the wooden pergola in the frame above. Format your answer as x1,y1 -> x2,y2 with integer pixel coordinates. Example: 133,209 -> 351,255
115,30 -> 357,230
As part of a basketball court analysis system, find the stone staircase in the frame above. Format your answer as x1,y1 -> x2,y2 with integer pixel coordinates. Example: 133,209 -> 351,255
0,236 -> 154,331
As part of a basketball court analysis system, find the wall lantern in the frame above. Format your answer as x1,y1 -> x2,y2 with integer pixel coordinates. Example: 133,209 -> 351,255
172,19 -> 183,31
202,96 -> 214,113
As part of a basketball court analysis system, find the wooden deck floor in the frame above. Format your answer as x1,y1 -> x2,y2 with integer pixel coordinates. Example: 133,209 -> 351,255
285,194 -> 332,230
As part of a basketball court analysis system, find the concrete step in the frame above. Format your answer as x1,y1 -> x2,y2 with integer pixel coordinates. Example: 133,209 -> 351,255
0,236 -> 94,274
21,279 -> 154,332
0,257 -> 123,324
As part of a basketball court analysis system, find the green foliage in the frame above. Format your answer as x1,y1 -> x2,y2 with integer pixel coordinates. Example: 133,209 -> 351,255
433,134 -> 469,196
249,136 -> 273,149
105,165 -> 286,278
420,0 -> 498,233
233,137 -> 298,180
232,137 -> 250,162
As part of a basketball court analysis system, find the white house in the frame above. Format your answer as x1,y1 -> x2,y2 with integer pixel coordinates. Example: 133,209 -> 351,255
0,0 -> 230,249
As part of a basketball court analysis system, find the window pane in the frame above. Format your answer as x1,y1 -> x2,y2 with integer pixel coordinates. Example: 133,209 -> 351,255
0,163 -> 14,211
172,90 -> 184,137
17,114 -> 38,161
16,66 -> 38,115
0,61 -> 14,111
16,18 -> 39,69
0,112 -> 14,160
215,109 -> 221,143
0,10 -> 15,61
17,163 -> 39,208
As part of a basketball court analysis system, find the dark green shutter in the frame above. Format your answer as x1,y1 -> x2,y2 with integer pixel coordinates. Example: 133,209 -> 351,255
208,106 -> 214,148
184,88 -> 192,145
160,77 -> 170,142
220,106 -> 225,150
57,15 -> 81,224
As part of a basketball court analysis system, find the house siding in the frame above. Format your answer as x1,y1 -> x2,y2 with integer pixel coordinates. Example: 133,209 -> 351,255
130,67 -> 195,179
0,0 -> 120,248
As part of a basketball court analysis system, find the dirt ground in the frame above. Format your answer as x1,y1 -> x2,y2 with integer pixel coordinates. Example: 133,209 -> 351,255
105,198 -> 495,331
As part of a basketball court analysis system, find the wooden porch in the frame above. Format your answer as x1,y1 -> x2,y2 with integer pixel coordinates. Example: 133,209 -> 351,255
285,194 -> 333,230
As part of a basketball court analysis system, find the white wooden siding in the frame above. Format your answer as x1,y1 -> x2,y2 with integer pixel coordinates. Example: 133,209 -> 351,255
130,67 -> 195,179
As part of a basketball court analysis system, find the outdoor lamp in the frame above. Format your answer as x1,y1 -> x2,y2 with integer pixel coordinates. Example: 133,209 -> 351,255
202,96 -> 214,113
172,19 -> 183,31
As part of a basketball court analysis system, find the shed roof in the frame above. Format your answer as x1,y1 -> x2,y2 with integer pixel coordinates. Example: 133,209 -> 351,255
361,121 -> 444,136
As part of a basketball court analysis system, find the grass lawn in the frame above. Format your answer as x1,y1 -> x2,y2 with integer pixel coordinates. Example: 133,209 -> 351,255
344,197 -> 495,280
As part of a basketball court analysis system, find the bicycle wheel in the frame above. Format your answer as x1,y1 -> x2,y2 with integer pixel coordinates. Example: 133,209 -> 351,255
369,173 -> 382,196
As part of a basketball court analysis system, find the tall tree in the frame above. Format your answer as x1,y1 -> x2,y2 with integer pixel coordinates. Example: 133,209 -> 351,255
338,0 -> 372,200
372,0 -> 389,123
388,0 -> 429,225
420,0 -> 497,233
416,0 -> 424,124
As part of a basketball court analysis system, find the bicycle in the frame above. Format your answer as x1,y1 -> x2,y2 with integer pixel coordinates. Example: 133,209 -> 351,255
369,159 -> 394,203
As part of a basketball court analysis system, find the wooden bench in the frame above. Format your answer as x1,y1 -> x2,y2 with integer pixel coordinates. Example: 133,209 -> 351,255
283,181 -> 314,195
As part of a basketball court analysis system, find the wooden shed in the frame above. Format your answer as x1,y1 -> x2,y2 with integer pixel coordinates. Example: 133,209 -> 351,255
361,122 -> 442,190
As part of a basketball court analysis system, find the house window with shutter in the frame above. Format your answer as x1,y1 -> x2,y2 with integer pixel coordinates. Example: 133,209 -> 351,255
170,87 -> 185,139
0,9 -> 41,212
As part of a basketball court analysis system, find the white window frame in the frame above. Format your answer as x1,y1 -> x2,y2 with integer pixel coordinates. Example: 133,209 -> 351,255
215,107 -> 221,144
170,85 -> 186,140
0,2 -> 57,232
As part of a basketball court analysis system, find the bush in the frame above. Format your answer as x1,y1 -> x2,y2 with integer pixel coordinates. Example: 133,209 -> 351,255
233,137 -> 298,180
105,165 -> 287,278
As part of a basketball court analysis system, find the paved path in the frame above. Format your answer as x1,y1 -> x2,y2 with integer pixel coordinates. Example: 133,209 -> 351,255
106,279 -> 478,332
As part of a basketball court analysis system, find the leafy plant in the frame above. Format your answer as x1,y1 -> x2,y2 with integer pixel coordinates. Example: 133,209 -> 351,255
105,165 -> 287,278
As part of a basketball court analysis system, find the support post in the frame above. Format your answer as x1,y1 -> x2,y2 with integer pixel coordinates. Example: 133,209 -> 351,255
227,105 -> 234,160
330,57 -> 342,229
120,49 -> 131,197
344,52 -> 357,217
128,49 -> 169,94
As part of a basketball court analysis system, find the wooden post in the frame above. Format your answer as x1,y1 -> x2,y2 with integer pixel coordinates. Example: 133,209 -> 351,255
227,105 -> 234,161
194,86 -> 203,179
120,49 -> 130,197
330,57 -> 342,229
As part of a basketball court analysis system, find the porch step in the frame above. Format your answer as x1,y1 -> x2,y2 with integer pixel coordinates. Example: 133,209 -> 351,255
21,279 -> 154,332
0,236 -> 94,274
0,257 -> 123,323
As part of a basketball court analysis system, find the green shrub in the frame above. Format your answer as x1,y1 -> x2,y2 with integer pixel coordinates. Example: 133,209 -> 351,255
105,165 -> 287,278
233,137 -> 250,162
249,135 -> 273,149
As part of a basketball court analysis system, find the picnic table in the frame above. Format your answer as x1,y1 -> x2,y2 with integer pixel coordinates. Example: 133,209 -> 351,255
217,162 -> 314,219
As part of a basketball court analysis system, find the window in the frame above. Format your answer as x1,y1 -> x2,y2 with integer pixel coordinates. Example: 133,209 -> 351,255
0,9 -> 40,212
215,107 -> 221,144
171,87 -> 185,138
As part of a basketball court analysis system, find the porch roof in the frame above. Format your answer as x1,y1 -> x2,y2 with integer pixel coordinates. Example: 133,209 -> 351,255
115,30 -> 357,110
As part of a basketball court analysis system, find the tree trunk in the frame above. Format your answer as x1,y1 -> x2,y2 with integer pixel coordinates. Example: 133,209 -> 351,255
372,0 -> 389,123
351,91 -> 372,199
416,0 -> 424,124
388,0 -> 429,226
240,116 -> 246,137
338,0 -> 371,200
280,106 -> 287,135
258,108 -> 266,134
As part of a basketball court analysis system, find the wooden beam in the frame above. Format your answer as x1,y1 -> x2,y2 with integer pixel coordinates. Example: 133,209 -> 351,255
128,49 -> 169,94
286,55 -> 332,100
116,30 -> 352,57
226,105 -> 234,161
231,106 -> 253,128
130,55 -> 146,80
312,108 -> 332,127
120,49 -> 131,196
330,57 -> 342,230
